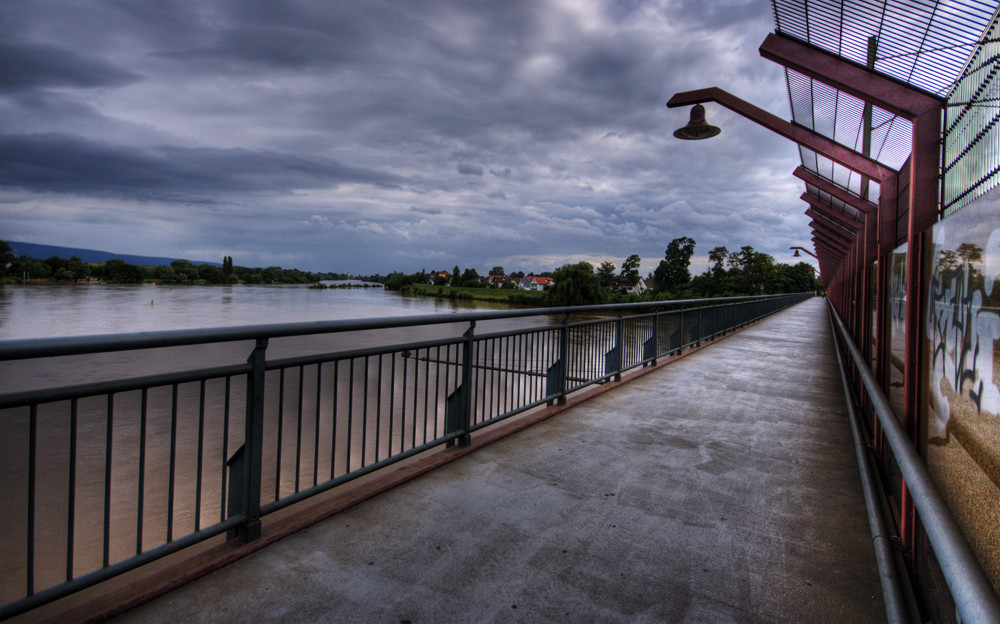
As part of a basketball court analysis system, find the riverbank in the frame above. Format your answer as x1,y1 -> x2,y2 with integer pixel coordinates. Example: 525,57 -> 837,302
400,282 -> 546,305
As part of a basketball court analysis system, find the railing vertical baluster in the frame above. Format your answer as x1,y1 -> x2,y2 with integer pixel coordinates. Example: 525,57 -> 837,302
348,358 -> 355,470
295,366 -> 304,493
220,378 -> 229,524
167,385 -> 178,542
362,357 -> 369,467
375,355 -> 383,463
195,382 -> 205,531
67,398 -> 77,581
400,354 -> 408,452
27,404 -> 36,596
103,394 -> 114,567
433,346 -> 442,433
239,337 -> 267,543
387,355 -> 395,456
138,389 -> 147,552
314,364 -> 322,486
275,369 -> 285,501
331,360 -> 339,476
423,348 -> 431,443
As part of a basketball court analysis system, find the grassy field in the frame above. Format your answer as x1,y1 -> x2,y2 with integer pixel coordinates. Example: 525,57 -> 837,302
401,283 -> 546,304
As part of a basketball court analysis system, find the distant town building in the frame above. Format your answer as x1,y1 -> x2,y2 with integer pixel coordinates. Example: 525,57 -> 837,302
518,276 -> 553,291
487,275 -> 511,288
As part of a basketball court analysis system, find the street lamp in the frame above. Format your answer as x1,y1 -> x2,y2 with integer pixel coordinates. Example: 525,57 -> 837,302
790,246 -> 818,259
672,103 -> 721,140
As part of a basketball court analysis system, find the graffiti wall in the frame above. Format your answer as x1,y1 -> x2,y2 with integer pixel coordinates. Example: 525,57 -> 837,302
923,185 -> 1000,589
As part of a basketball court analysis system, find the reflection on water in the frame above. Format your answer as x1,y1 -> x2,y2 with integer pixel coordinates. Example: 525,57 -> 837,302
0,282 -> 527,340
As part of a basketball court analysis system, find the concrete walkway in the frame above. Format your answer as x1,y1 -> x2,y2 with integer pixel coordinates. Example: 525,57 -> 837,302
112,298 -> 884,623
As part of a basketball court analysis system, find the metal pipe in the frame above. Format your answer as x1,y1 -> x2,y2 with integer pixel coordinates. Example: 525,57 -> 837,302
827,308 -> 909,623
828,302 -> 1000,624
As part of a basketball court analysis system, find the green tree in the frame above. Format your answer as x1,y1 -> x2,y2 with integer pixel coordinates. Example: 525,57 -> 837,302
727,246 -> 774,293
708,246 -> 729,276
198,264 -> 227,284
544,262 -> 605,306
171,259 -> 195,282
653,237 -> 696,292
459,267 -> 481,287
596,261 -> 617,290
0,240 -> 13,276
66,257 -> 90,281
155,265 -> 178,282
104,259 -> 143,283
489,266 -> 505,276
621,254 -> 641,287
451,265 -> 461,285
19,257 -> 52,279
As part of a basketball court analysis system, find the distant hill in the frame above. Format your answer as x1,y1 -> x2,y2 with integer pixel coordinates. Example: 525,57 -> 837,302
6,241 -> 221,267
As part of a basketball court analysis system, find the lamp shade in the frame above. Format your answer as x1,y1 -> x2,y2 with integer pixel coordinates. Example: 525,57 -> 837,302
673,104 -> 721,140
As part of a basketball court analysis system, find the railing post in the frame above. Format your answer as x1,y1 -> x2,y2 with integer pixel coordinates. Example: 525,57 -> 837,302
546,315 -> 569,405
237,337 -> 267,543
696,306 -> 703,346
613,313 -> 623,381
644,310 -> 659,366
676,309 -> 684,354
446,322 -> 475,447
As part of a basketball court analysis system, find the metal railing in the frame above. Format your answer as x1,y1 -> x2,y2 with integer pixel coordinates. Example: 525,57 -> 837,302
828,302 -> 1000,624
0,292 -> 811,619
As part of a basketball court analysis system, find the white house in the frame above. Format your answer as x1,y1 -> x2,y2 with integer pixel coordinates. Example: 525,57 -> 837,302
518,276 -> 553,291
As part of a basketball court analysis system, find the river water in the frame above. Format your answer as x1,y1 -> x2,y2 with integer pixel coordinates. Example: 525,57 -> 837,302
0,282 -> 519,340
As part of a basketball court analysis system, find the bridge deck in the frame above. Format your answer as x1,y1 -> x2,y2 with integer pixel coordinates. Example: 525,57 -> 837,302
111,298 -> 884,623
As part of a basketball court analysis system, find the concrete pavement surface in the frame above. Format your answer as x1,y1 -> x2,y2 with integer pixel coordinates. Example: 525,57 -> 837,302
112,298 -> 884,623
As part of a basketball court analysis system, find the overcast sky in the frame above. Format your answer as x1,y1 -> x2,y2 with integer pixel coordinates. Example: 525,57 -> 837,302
0,0 -> 814,276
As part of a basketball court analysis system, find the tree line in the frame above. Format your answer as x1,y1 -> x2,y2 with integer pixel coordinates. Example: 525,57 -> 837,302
0,241 -> 347,285
544,237 -> 820,306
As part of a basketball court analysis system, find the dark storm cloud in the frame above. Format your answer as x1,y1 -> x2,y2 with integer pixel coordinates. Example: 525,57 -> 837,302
0,134 -> 406,198
456,163 -> 484,176
0,41 -> 142,91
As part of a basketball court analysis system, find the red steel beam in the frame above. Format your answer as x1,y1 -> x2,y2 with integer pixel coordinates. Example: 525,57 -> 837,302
815,244 -> 844,260
813,233 -> 850,254
810,220 -> 855,246
759,33 -> 942,119
667,87 -> 894,182
803,200 -> 862,232
793,166 -> 877,214
810,217 -> 856,243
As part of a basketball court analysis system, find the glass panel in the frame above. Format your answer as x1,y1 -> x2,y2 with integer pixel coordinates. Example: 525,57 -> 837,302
870,260 -> 878,372
888,243 -> 907,420
923,185 -> 1000,592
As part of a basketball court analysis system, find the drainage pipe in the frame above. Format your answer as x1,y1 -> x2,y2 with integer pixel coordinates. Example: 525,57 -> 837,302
828,311 -> 908,624
828,303 -> 1000,624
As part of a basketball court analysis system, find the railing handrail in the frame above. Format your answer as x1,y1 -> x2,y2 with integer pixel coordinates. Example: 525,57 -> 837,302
827,301 -> 1000,624
0,293 -> 806,361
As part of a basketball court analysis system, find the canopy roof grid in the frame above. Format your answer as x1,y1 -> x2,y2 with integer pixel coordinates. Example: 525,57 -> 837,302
771,0 -> 1000,254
